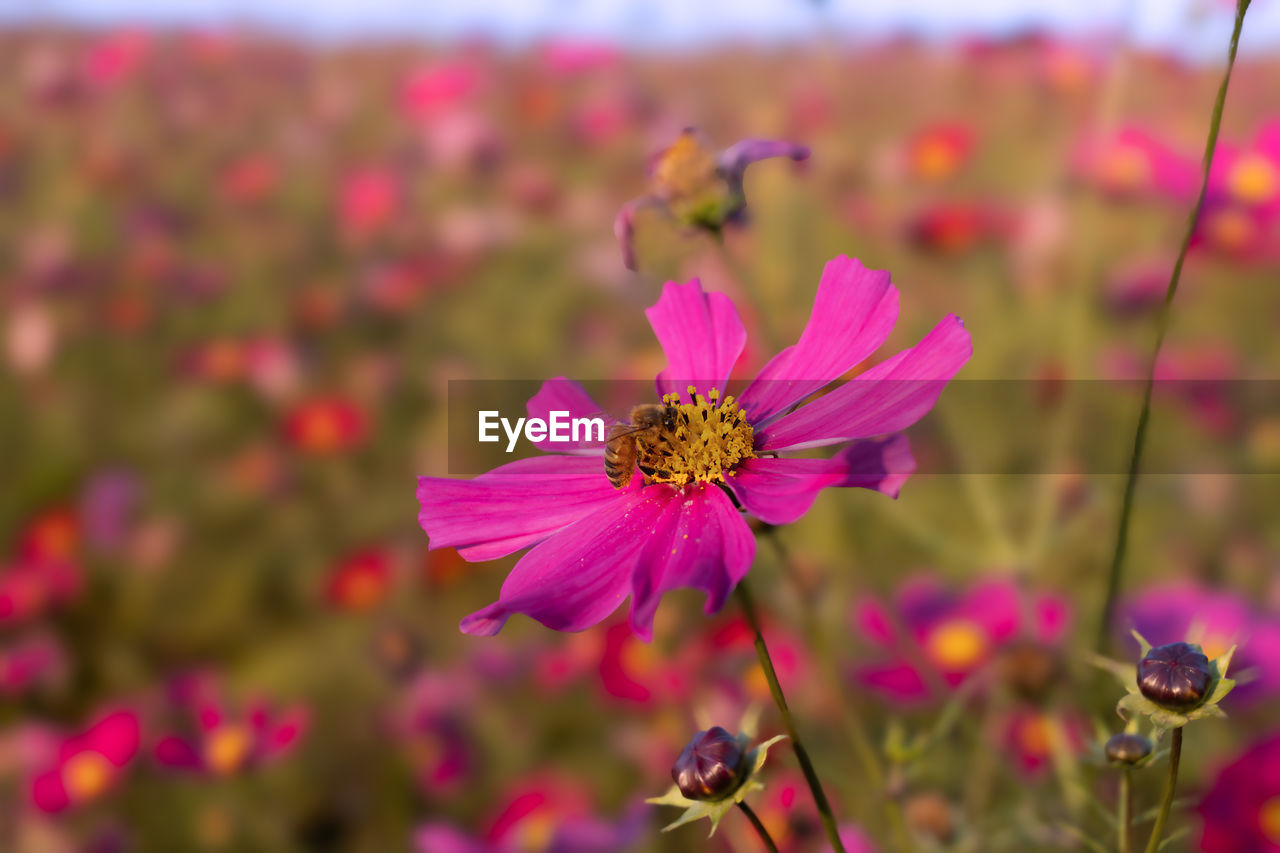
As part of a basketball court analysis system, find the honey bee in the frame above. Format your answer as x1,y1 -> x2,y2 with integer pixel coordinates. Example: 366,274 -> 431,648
603,403 -> 676,489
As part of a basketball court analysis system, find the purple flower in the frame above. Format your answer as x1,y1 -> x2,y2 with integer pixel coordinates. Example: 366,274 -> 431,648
614,128 -> 810,270
418,255 -> 970,639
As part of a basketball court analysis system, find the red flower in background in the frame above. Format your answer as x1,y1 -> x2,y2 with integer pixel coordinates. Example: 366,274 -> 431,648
326,548 -> 392,612
31,710 -> 140,813
283,396 -> 368,454
904,121 -> 974,182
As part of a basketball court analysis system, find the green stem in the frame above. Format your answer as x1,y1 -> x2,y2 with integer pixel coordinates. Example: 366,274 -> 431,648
1119,768 -> 1133,853
737,801 -> 781,853
1143,727 -> 1183,853
1094,0 -> 1251,653
761,531 -> 916,852
735,580 -> 846,853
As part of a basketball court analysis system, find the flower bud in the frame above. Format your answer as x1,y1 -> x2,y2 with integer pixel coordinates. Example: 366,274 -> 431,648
1105,732 -> 1153,765
672,726 -> 746,802
1137,642 -> 1211,710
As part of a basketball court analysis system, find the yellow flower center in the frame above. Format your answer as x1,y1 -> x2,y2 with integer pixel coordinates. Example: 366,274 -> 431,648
1259,796 -> 1280,844
62,751 -> 113,802
1102,146 -> 1150,190
1229,155 -> 1278,204
925,620 -> 989,671
512,813 -> 556,852
1016,714 -> 1054,757
204,725 -> 252,776
636,388 -> 755,487
653,131 -> 729,227
913,139 -> 958,180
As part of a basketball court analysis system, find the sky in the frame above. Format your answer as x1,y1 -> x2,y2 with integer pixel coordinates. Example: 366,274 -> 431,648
1,0 -> 1278,60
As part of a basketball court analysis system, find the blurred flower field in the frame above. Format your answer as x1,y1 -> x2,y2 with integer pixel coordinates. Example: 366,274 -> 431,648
2,12 -> 1280,852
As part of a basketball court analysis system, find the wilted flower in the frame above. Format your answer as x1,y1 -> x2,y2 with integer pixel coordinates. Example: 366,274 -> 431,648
614,128 -> 810,270
418,255 -> 969,638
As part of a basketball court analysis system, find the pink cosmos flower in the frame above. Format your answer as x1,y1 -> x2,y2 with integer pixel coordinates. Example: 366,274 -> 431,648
1197,729 -> 1280,853
1074,127 -> 1197,201
418,255 -> 971,639
853,574 -> 1070,703
414,777 -> 647,853
1208,120 -> 1280,214
154,691 -> 306,777
30,710 -> 140,813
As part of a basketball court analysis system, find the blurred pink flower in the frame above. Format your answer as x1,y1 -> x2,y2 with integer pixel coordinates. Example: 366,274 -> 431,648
30,710 -> 140,813
903,121 -> 975,183
82,30 -> 149,90
155,692 -> 306,777
0,633 -> 66,695
1074,127 -> 1196,201
0,559 -> 81,629
414,777 -> 647,853
419,256 -> 970,639
338,168 -> 400,243
1197,729 -> 1280,853
853,574 -> 1070,703
400,62 -> 479,121
1209,120 -> 1280,213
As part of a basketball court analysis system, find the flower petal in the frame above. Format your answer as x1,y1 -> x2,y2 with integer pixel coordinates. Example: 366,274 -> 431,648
526,377 -> 608,454
627,483 -> 755,641
417,455 -> 626,562
739,256 -> 899,426
756,314 -> 971,451
717,138 -> 810,187
646,279 -> 746,400
458,486 -> 669,636
724,436 -> 915,525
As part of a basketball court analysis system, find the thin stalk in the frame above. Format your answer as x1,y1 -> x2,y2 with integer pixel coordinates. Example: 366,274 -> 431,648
1119,768 -> 1133,853
1095,0 -> 1251,653
737,801 -> 781,853
761,531 -> 916,852
1143,727 -> 1183,853
735,580 -> 846,853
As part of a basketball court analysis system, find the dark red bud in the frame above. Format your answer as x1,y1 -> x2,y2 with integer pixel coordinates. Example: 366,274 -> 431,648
1137,642 -> 1211,710
672,726 -> 745,801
